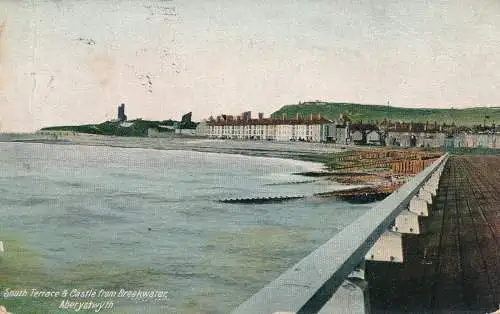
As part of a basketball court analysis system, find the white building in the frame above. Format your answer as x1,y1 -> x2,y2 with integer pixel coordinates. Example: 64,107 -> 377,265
386,131 -> 446,148
320,123 -> 348,143
195,120 -> 209,137
346,124 -> 379,145
366,130 -> 382,145
351,130 -> 363,143
207,112 -> 331,142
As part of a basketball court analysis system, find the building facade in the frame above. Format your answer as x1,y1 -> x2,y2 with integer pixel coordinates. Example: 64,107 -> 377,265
347,124 -> 378,145
321,123 -> 348,144
195,120 -> 209,137
207,112 -> 331,142
366,130 -> 382,145
451,133 -> 500,148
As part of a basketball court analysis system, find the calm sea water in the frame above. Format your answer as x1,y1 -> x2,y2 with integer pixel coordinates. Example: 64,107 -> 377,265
0,142 -> 372,313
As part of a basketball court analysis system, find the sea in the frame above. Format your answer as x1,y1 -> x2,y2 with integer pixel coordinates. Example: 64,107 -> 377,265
0,142 -> 373,313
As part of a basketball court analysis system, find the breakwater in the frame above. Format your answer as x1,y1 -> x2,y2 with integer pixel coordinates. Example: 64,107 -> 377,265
367,155 -> 500,313
218,195 -> 306,204
313,186 -> 394,204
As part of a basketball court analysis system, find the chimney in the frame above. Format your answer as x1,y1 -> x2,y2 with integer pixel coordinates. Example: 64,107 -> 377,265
318,113 -> 321,120
310,113 -> 313,121
237,116 -> 241,121
216,116 -> 221,122
258,112 -> 264,120
296,113 -> 300,120
282,113 -> 286,120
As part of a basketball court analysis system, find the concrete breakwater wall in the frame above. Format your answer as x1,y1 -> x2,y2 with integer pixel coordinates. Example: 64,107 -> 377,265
230,154 -> 449,314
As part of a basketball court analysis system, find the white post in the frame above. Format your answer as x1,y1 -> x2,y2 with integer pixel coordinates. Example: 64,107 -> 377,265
392,210 -> 421,234
409,196 -> 429,216
365,231 -> 404,263
419,188 -> 433,204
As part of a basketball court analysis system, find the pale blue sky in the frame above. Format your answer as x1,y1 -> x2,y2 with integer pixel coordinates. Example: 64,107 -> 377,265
0,0 -> 499,132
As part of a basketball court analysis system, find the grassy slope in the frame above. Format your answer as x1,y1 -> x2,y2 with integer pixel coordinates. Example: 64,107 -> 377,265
271,102 -> 500,126
40,120 -> 197,137
41,120 -> 170,137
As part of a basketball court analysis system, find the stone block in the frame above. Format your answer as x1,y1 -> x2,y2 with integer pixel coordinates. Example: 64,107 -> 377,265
365,231 -> 403,263
419,188 -> 433,204
409,196 -> 429,216
392,210 -> 420,234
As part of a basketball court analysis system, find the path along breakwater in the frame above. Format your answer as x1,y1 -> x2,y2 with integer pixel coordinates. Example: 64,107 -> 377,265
366,155 -> 500,313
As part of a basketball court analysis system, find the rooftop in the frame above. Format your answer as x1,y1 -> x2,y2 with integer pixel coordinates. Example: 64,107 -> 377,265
207,116 -> 332,126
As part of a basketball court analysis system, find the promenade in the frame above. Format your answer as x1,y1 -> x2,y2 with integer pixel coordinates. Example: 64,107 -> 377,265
367,155 -> 500,313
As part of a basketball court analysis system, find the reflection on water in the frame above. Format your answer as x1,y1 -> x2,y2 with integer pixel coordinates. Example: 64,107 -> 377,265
0,142 -> 371,313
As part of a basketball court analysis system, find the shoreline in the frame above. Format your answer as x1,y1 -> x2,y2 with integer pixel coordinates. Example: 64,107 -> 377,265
2,135 -> 440,203
1,136 -> 333,172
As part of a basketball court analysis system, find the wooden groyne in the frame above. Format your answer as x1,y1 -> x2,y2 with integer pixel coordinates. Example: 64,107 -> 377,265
218,195 -> 305,204
264,180 -> 316,186
314,186 -> 395,204
328,150 -> 442,173
391,158 -> 436,175
291,171 -> 331,177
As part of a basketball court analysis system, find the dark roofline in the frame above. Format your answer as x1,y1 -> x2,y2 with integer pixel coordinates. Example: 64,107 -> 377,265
207,117 -> 332,126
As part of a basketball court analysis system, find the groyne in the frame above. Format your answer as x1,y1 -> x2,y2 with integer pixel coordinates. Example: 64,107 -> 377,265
218,195 -> 306,204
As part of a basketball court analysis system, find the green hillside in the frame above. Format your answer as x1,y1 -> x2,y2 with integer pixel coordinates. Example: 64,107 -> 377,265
40,119 -> 197,137
271,102 -> 500,126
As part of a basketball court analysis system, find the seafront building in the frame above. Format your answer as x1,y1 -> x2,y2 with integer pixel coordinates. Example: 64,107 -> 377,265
195,120 -> 209,136
446,133 -> 500,149
206,112 -> 335,142
322,123 -> 349,144
384,122 -> 446,148
347,123 -> 380,145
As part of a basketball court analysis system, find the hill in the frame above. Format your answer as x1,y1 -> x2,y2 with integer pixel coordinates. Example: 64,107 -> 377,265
40,119 -> 198,137
271,102 -> 500,126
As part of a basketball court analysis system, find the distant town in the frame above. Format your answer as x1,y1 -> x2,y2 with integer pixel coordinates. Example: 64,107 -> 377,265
39,101 -> 500,149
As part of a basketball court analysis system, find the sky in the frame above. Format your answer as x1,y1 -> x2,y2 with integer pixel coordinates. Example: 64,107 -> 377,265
0,0 -> 499,132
